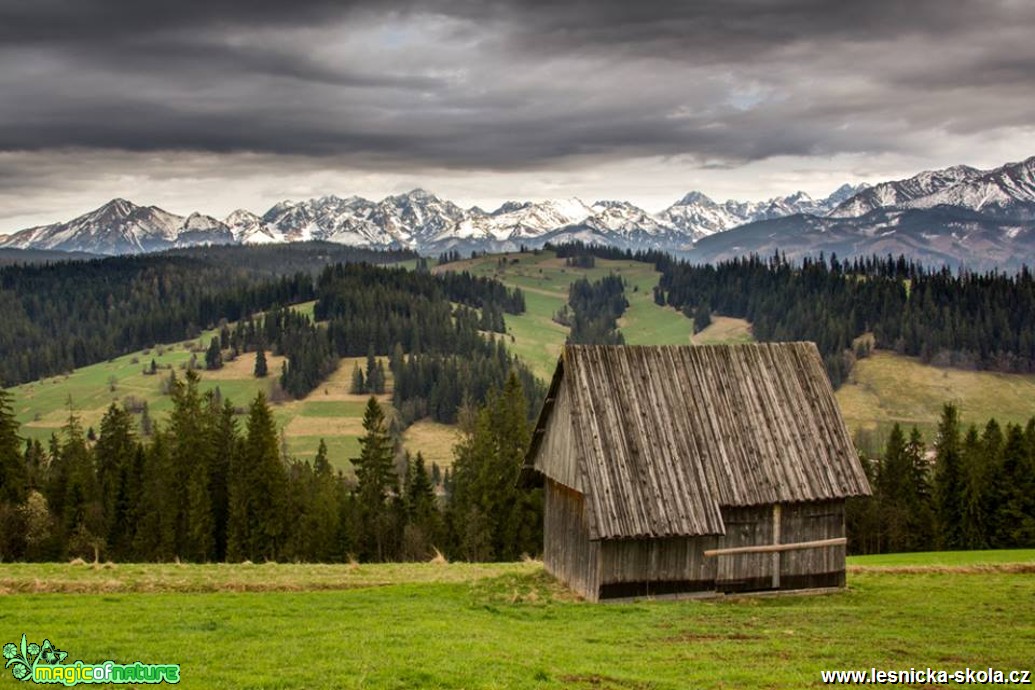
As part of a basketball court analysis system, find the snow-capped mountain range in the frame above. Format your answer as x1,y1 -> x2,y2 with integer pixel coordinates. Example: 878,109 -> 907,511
690,156 -> 1035,270
1,155 -> 1033,267
0,184 -> 865,256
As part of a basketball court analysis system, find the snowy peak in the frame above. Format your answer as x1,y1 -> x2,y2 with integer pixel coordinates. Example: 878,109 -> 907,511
658,184 -> 859,239
899,156 -> 1035,218
829,165 -> 984,217
0,199 -> 184,254
446,197 -> 595,243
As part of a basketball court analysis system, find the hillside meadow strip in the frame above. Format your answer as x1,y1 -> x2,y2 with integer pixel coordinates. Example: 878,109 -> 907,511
0,558 -> 1031,689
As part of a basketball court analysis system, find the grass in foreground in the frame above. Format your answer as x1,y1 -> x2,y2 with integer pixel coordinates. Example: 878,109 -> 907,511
0,554 -> 1031,689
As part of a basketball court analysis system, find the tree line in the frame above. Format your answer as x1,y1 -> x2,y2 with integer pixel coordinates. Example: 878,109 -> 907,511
847,404 -> 1035,555
0,373 -> 542,564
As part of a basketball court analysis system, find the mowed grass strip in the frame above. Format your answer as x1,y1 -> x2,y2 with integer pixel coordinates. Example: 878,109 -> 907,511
848,546 -> 1035,571
0,557 -> 1031,689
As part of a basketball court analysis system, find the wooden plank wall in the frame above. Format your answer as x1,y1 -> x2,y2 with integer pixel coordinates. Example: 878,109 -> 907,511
716,505 -> 775,591
597,535 -> 718,597
533,379 -> 581,492
543,479 -> 599,600
780,500 -> 846,589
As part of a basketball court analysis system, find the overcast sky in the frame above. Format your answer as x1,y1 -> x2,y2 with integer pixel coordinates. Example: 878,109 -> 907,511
1,0 -> 1033,232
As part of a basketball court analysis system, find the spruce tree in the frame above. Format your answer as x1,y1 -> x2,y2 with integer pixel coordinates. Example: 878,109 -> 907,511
350,363 -> 366,395
242,392 -> 288,560
905,427 -> 935,551
999,423 -> 1035,546
94,403 -> 137,558
205,336 -> 223,370
449,372 -> 539,561
877,424 -> 910,552
402,451 -> 440,559
167,371 -> 216,561
352,396 -> 398,561
934,404 -> 965,550
254,344 -> 268,378
0,389 -> 25,504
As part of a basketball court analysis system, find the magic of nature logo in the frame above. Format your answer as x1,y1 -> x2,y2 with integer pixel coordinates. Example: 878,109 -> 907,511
3,635 -> 180,685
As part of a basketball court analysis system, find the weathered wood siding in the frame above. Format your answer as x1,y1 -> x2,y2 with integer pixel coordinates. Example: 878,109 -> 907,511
543,479 -> 599,600
597,535 -> 718,599
714,500 -> 846,592
716,505 -> 776,592
779,500 -> 846,589
533,379 -> 581,492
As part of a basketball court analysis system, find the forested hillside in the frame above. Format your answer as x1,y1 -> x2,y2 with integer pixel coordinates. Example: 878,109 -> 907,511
552,243 -> 1035,387
0,243 -> 415,387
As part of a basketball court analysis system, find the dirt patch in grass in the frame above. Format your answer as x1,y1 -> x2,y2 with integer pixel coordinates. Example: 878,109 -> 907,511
663,632 -> 763,643
848,563 -> 1035,575
201,351 -> 287,381
691,316 -> 753,345
285,415 -> 365,436
559,674 -> 656,689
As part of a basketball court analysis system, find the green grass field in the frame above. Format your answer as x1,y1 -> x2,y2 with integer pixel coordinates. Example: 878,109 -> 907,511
0,551 -> 1031,689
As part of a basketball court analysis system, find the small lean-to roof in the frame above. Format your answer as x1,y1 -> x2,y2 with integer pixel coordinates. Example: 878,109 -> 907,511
527,343 -> 871,540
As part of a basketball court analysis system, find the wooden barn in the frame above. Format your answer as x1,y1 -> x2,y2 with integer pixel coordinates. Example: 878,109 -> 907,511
524,343 -> 871,601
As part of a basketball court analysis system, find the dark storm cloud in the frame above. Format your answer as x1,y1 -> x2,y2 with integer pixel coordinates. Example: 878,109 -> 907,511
0,0 -> 1033,170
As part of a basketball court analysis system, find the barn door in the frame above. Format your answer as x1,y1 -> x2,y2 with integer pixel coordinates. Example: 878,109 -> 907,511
714,505 -> 776,593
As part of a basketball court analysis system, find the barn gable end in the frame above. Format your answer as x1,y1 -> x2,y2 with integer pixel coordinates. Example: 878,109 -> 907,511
527,343 -> 870,601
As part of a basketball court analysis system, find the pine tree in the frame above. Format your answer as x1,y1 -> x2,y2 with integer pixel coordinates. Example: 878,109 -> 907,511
0,389 -> 25,505
352,397 -> 398,561
205,336 -> 223,370
254,344 -> 268,378
934,404 -> 965,550
94,403 -> 137,559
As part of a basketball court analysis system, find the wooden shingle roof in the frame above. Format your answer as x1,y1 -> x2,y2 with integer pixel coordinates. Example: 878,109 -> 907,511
527,343 -> 871,540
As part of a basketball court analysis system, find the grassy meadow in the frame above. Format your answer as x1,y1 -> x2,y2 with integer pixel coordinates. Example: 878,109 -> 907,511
0,551 -> 1032,689
4,320 -> 440,474
836,350 -> 1035,444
